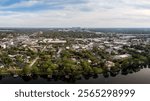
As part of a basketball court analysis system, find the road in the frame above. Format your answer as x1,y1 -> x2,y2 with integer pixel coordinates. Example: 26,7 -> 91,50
29,46 -> 46,68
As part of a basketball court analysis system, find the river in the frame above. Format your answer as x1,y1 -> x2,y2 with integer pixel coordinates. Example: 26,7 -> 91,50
0,68 -> 150,84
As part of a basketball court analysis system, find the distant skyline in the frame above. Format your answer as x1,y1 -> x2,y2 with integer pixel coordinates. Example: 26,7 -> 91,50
0,0 -> 150,28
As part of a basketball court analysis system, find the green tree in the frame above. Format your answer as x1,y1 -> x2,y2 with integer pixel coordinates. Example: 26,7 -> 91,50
32,66 -> 39,74
93,67 -> 103,74
47,68 -> 53,75
81,60 -> 93,74
22,66 -> 31,74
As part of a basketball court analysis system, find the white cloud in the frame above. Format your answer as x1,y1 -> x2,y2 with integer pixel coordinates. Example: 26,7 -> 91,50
0,0 -> 150,27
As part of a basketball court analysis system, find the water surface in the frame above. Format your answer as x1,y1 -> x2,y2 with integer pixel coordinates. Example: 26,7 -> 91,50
0,68 -> 150,84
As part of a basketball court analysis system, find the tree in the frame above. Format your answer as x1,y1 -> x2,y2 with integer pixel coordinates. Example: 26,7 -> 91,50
47,68 -> 52,75
81,60 -> 93,74
32,66 -> 39,74
93,67 -> 103,74
22,66 -> 31,75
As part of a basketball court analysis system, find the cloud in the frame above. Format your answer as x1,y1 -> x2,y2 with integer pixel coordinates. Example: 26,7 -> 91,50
0,0 -> 87,11
0,0 -> 38,8
0,0 -> 150,27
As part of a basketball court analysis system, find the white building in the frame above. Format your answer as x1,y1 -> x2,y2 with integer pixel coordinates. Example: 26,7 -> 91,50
113,54 -> 131,60
0,44 -> 6,49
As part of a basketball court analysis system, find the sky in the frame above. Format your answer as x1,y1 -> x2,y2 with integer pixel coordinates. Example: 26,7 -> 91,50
0,0 -> 150,28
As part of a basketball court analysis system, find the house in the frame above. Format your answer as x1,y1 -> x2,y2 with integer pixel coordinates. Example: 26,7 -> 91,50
0,63 -> 4,68
0,44 -> 6,49
105,61 -> 115,68
113,54 -> 131,60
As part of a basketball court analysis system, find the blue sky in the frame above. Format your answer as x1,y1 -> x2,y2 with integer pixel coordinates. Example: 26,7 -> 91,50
0,0 -> 150,27
0,0 -> 87,12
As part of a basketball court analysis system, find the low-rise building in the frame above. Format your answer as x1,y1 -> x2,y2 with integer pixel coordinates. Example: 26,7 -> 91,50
113,54 -> 131,60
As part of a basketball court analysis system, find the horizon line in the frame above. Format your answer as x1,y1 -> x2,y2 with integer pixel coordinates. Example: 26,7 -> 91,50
1,27 -> 150,29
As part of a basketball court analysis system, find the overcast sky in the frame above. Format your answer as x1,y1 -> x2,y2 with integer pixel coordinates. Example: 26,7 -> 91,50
0,0 -> 150,28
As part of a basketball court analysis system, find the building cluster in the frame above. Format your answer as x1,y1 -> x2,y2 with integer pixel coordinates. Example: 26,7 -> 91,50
0,31 -> 149,69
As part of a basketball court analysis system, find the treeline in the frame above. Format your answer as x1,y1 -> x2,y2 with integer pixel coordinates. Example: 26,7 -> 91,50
32,31 -> 101,39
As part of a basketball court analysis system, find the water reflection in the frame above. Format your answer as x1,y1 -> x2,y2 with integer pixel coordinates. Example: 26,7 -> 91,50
0,65 -> 150,84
